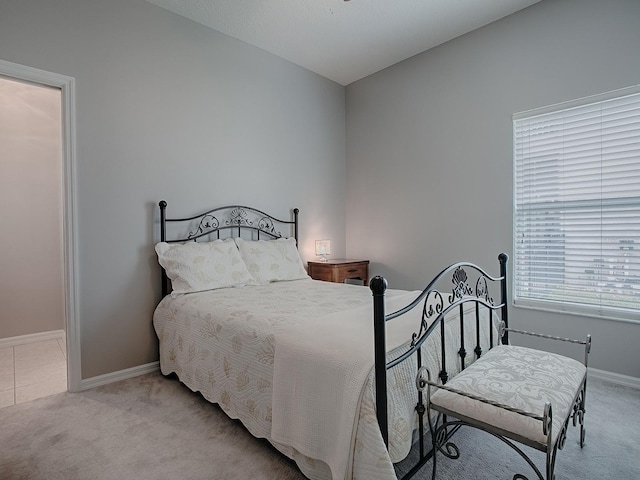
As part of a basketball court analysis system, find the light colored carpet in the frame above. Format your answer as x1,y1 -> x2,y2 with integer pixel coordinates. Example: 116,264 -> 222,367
1,372 -> 638,479
0,373 -> 303,480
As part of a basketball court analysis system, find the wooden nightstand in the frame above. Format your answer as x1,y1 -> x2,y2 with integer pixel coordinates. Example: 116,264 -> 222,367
307,259 -> 370,286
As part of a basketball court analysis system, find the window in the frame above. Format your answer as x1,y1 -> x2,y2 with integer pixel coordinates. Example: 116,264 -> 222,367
513,86 -> 640,321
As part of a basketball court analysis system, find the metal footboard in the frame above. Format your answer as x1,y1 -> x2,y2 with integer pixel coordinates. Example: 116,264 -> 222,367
370,253 -> 509,479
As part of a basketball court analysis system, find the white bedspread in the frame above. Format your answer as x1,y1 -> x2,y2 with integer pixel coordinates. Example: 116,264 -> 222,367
153,278 -> 496,480
271,292 -> 421,480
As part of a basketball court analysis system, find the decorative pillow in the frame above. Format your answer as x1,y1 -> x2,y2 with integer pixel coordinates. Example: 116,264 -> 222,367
155,238 -> 254,297
234,237 -> 309,284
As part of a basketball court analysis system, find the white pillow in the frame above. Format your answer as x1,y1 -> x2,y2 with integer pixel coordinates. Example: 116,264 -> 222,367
155,238 -> 254,297
234,237 -> 309,284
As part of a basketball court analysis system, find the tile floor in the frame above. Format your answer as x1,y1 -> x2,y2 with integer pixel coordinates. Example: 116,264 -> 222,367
0,335 -> 67,409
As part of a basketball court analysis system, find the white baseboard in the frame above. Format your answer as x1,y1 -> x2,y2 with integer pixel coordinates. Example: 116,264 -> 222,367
0,330 -> 65,348
588,367 -> 640,390
79,361 -> 160,391
76,362 -> 637,392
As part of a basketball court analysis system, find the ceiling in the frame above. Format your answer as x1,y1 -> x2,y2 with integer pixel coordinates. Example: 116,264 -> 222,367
147,0 -> 540,86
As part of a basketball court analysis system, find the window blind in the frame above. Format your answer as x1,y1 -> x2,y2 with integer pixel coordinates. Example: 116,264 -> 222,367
513,87 -> 640,321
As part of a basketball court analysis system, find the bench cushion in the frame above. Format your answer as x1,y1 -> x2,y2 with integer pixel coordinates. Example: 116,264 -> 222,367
430,345 -> 586,448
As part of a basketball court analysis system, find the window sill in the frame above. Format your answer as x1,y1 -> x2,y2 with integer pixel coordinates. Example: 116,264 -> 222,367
513,298 -> 640,325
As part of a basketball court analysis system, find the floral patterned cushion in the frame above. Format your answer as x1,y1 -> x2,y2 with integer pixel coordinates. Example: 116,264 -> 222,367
430,345 -> 586,447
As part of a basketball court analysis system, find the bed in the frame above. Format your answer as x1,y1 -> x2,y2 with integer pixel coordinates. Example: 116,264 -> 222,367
152,201 -> 506,480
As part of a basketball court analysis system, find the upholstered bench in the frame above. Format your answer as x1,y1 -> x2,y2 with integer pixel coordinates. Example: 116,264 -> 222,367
421,328 -> 591,480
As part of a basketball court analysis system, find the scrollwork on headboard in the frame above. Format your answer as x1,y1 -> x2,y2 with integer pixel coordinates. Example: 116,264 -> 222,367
187,214 -> 220,239
185,208 -> 284,240
158,201 -> 299,297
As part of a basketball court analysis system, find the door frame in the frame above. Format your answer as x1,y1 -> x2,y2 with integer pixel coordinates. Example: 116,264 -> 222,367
0,59 -> 80,392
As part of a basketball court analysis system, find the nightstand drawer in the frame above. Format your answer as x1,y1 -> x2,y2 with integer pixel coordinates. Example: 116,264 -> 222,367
307,259 -> 370,286
333,263 -> 368,283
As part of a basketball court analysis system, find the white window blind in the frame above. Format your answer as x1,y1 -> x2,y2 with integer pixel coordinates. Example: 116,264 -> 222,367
513,87 -> 640,321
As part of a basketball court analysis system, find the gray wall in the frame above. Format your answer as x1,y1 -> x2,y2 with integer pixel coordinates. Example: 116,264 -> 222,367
0,0 -> 346,378
1,0 -> 638,381
0,79 -> 64,338
346,0 -> 640,378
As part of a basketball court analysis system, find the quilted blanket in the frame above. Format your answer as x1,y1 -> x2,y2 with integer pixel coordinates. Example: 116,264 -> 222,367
153,278 -> 495,480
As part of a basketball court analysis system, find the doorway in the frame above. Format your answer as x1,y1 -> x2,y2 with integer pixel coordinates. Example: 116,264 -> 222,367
0,59 -> 79,396
0,76 -> 66,406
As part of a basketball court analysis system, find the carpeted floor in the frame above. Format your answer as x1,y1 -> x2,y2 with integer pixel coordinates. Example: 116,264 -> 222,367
1,372 -> 638,480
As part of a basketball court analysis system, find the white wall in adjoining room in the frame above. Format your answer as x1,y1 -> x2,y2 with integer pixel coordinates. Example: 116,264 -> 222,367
0,0 -> 346,379
346,0 -> 640,378
0,77 -> 64,339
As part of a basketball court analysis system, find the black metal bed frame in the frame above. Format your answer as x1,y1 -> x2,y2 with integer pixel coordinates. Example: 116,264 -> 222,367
156,202 -> 520,478
158,201 -> 299,297
370,253 -> 509,479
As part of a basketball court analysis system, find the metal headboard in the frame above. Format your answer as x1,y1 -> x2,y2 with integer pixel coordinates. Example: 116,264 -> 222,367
158,200 -> 299,297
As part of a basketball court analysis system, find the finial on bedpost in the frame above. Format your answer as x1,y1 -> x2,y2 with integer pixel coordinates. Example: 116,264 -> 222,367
498,253 -> 509,345
370,275 -> 389,447
370,275 -> 387,294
